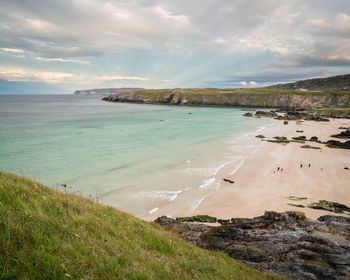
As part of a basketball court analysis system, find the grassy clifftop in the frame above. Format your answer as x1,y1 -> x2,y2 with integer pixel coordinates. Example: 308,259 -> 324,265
0,172 -> 279,280
103,88 -> 350,109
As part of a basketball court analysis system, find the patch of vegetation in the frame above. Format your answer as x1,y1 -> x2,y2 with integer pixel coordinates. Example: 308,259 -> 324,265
0,172 -> 279,280
287,203 -> 305,208
308,200 -> 350,213
307,108 -> 350,118
286,196 -> 308,201
176,215 -> 217,223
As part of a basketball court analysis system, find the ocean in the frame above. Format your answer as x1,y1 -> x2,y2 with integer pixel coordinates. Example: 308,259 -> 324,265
0,94 -> 273,218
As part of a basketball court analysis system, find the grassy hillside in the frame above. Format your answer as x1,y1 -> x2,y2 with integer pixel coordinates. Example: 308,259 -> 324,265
267,74 -> 350,90
0,172 -> 280,280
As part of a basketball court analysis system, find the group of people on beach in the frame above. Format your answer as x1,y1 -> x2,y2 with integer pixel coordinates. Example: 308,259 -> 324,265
274,163 -> 312,173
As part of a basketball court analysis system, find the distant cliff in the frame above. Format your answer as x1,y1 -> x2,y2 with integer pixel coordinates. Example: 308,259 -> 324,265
74,87 -> 143,95
102,88 -> 350,109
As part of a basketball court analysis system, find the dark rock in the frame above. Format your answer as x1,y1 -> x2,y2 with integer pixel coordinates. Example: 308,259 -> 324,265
317,215 -> 350,224
243,112 -> 253,117
154,216 -> 178,226
301,144 -> 321,150
156,211 -> 350,280
309,136 -> 319,141
283,120 -> 289,125
297,130 -> 304,133
255,111 -> 278,118
331,128 -> 350,139
292,136 -> 307,141
268,136 -> 290,144
176,215 -> 217,223
223,178 -> 234,184
326,140 -> 350,149
275,111 -> 330,122
345,167 -> 350,170
255,135 -> 265,139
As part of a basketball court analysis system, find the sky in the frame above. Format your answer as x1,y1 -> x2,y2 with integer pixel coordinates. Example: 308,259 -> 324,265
0,0 -> 350,94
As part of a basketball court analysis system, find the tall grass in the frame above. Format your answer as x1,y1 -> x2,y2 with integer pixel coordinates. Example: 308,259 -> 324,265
0,171 -> 281,280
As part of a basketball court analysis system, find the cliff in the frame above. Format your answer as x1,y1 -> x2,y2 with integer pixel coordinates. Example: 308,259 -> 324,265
102,88 -> 350,109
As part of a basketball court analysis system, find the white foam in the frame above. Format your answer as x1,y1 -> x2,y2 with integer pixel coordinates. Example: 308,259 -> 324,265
190,195 -> 209,211
148,207 -> 159,214
133,190 -> 182,202
199,177 -> 216,189
185,161 -> 231,177
229,159 -> 246,175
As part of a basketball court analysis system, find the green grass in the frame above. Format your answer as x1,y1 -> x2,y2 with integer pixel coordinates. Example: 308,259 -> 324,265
307,107 -> 350,117
0,172 -> 281,280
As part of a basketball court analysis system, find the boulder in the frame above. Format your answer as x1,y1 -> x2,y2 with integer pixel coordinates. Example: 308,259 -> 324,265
292,136 -> 307,141
243,112 -> 253,117
255,111 -> 278,118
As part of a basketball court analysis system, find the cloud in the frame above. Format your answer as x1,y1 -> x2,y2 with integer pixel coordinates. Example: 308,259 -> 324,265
0,0 -> 350,89
307,13 -> 350,38
0,48 -> 24,53
35,57 -> 90,65
0,66 -> 169,84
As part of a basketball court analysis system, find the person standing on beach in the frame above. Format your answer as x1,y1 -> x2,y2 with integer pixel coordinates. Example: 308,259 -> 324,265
300,164 -> 303,168
308,164 -> 311,168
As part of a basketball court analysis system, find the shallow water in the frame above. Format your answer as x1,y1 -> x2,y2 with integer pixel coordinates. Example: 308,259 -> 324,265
0,94 -> 273,217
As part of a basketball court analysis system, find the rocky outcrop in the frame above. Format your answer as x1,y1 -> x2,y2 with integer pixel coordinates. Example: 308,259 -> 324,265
326,140 -> 350,149
331,128 -> 350,139
155,211 -> 350,280
243,112 -> 253,117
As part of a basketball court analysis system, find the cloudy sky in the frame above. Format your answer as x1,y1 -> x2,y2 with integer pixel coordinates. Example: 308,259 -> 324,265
0,0 -> 350,93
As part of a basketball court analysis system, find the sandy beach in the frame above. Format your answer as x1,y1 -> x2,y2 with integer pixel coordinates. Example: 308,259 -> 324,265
187,117 -> 350,220
146,117 -> 350,221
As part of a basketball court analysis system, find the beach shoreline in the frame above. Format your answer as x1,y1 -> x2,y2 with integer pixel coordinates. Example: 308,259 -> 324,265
147,117 -> 350,220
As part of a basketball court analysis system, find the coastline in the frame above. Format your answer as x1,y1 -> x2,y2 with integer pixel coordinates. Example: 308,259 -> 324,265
147,117 -> 350,220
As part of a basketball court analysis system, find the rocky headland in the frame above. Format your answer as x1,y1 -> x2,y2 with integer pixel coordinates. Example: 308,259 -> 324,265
100,75 -> 350,118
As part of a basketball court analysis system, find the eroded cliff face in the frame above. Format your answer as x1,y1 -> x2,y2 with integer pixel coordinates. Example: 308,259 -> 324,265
102,89 -> 350,109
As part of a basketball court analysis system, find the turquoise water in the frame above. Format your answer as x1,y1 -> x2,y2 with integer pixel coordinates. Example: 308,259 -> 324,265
0,95 -> 272,217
